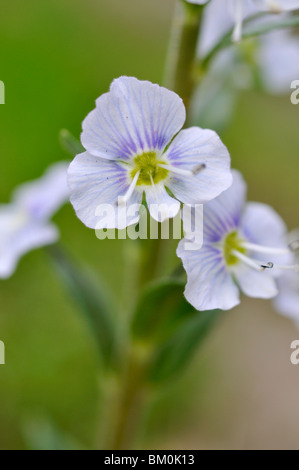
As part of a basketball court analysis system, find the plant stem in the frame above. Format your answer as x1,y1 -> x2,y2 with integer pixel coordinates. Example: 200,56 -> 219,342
163,0 -> 203,111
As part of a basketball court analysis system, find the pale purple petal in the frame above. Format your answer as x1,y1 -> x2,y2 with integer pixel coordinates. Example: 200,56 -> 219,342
165,127 -> 232,205
12,162 -> 70,222
81,76 -> 186,161
68,151 -> 142,229
177,240 -> 240,311
233,264 -> 278,298
145,184 -> 180,223
199,169 -> 246,242
259,30 -> 299,94
253,0 -> 299,11
0,221 -> 58,279
274,272 -> 299,324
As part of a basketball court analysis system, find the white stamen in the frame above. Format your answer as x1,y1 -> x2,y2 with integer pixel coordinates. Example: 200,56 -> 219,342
158,163 -> 206,177
239,242 -> 290,256
118,170 -> 140,206
231,249 -> 266,272
232,0 -> 243,43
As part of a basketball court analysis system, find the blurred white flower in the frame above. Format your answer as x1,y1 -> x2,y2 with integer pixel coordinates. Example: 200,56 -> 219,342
197,0 -> 299,53
177,170 -> 297,311
0,162 -> 69,279
274,232 -> 299,326
68,76 -> 232,229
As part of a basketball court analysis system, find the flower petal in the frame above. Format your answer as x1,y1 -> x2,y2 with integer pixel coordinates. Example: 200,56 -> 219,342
145,184 -> 180,223
12,162 -> 70,222
241,201 -> 288,250
274,272 -> 299,324
0,222 -> 58,279
195,169 -> 246,242
81,77 -> 186,161
259,30 -> 299,94
166,127 -> 232,205
68,151 -> 142,229
253,0 -> 299,12
233,264 -> 278,299
177,240 -> 240,311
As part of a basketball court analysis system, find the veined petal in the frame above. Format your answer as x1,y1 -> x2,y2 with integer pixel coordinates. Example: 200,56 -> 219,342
12,162 -> 70,222
68,151 -> 142,229
274,272 -> 299,324
177,240 -> 240,311
145,184 -> 180,223
253,0 -> 299,12
241,202 -> 288,250
166,127 -> 232,205
0,222 -> 58,279
198,169 -> 246,242
233,264 -> 278,299
81,77 -> 186,161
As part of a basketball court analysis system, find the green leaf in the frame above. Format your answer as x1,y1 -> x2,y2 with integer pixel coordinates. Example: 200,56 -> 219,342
47,245 -> 118,369
131,277 -> 193,341
149,309 -> 221,383
59,129 -> 84,157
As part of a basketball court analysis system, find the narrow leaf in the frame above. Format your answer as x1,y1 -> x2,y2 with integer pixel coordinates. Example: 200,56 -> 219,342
131,277 -> 192,341
59,129 -> 84,157
149,309 -> 221,383
47,245 -> 117,369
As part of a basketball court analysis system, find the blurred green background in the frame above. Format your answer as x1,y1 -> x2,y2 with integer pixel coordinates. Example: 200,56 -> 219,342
0,0 -> 299,450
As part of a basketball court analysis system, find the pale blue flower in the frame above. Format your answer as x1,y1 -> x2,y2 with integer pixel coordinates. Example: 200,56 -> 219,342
0,162 -> 69,279
274,232 -> 299,326
178,170 -> 297,311
68,77 -> 232,229
193,0 -> 299,49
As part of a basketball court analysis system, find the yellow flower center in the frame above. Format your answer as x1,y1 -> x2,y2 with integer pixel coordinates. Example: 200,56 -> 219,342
223,230 -> 246,266
130,151 -> 169,186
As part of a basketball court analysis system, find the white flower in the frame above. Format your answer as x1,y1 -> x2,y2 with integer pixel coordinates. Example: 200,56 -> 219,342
177,170 -> 297,311
197,5 -> 299,95
195,0 -> 299,49
68,76 -> 232,229
0,162 -> 69,279
258,29 -> 299,93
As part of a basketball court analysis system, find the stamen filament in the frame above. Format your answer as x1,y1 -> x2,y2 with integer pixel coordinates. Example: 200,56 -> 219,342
118,170 -> 140,206
231,249 -> 266,272
232,0 -> 243,42
158,163 -> 206,177
239,242 -> 290,256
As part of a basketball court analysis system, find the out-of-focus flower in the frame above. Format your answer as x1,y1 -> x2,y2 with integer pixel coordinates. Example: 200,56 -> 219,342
177,170 -> 297,311
197,0 -> 299,51
68,76 -> 232,229
274,232 -> 299,326
0,162 -> 69,279
197,1 -> 299,95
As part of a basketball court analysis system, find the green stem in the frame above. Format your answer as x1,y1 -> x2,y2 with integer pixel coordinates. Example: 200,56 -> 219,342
163,0 -> 203,111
